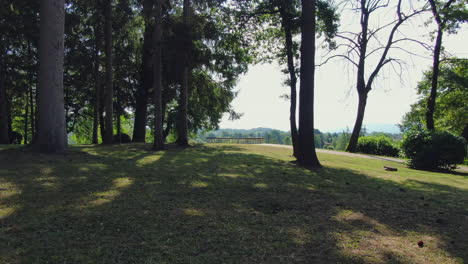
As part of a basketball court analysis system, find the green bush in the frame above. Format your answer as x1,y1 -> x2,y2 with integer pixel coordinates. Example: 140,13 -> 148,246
356,136 -> 400,157
401,129 -> 467,170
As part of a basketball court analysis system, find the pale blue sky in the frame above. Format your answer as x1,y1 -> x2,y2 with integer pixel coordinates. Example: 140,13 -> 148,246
219,7 -> 468,132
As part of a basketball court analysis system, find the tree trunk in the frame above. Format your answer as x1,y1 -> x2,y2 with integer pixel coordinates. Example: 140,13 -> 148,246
29,81 -> 35,140
132,0 -> 153,143
116,106 -> 121,143
92,5 -> 102,144
462,123 -> 468,142
426,26 -> 443,131
24,94 -> 29,144
177,0 -> 190,146
153,0 -> 164,151
279,3 -> 298,158
347,92 -> 368,152
103,0 -> 114,144
28,41 -> 36,141
0,48 -> 9,144
33,0 -> 67,153
297,0 -> 320,168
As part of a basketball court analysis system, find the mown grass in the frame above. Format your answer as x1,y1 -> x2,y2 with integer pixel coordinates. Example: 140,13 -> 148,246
0,143 -> 467,264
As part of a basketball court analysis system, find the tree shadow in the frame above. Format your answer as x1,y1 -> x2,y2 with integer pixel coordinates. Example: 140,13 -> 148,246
0,144 -> 467,263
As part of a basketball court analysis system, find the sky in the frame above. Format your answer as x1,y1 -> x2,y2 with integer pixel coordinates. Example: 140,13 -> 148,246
219,4 -> 468,133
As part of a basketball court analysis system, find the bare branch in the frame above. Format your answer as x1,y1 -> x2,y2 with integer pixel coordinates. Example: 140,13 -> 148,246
317,54 -> 358,68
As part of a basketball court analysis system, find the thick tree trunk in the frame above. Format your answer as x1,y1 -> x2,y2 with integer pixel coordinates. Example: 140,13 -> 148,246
426,26 -> 443,131
177,0 -> 190,146
34,0 -> 67,153
103,0 -> 114,144
297,0 -> 320,168
347,92 -> 368,152
92,7 -> 102,144
0,49 -> 9,144
132,0 -> 153,143
279,4 -> 298,158
153,0 -> 164,151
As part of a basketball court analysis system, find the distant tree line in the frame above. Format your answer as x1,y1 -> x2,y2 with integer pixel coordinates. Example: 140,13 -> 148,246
197,128 -> 402,151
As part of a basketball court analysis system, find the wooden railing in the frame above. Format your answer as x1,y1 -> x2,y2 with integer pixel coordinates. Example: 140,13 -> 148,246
206,137 -> 264,144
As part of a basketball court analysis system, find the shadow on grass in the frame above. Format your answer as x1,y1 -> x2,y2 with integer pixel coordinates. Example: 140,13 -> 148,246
0,144 -> 467,263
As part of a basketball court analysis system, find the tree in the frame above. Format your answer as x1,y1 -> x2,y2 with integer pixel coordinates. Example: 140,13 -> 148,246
132,0 -> 154,143
276,0 -> 300,157
33,0 -> 67,153
401,58 -> 468,141
296,0 -> 320,167
177,0 -> 191,146
103,0 -> 113,144
92,0 -> 102,144
153,0 -> 164,150
425,0 -> 467,131
326,0 -> 424,152
0,45 -> 9,144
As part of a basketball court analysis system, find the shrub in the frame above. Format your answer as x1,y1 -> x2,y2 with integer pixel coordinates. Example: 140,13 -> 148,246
401,129 -> 467,170
356,136 -> 400,157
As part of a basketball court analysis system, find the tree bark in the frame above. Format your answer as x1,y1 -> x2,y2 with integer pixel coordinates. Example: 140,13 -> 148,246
347,92 -> 368,152
132,0 -> 154,143
0,48 -> 9,144
153,0 -> 164,151
103,0 -> 114,144
92,3 -> 102,144
24,94 -> 29,144
177,0 -> 190,146
297,0 -> 320,168
279,2 -> 298,158
33,0 -> 67,153
28,41 -> 36,141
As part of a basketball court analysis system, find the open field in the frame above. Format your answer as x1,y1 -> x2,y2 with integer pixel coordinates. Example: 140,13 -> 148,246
1,144 -> 467,263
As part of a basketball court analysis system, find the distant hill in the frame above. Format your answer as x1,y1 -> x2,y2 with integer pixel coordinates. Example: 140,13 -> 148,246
324,123 -> 401,134
215,124 -> 401,135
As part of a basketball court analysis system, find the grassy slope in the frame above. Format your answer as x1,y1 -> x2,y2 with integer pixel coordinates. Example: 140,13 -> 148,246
0,144 -> 467,264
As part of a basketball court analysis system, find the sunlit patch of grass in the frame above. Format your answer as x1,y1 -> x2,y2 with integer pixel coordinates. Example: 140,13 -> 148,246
253,183 -> 268,189
219,173 -> 243,178
190,181 -> 209,188
136,155 -> 163,167
288,227 -> 311,245
182,208 -> 205,216
0,207 -> 18,219
333,210 -> 459,264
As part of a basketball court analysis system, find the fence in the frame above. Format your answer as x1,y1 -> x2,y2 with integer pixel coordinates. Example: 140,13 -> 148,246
206,137 -> 264,144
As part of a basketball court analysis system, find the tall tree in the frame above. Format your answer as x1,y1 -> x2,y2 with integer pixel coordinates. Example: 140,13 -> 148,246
278,0 -> 299,158
297,0 -> 320,167
92,0 -> 102,144
401,58 -> 468,140
153,0 -> 164,150
425,0 -> 467,131
103,0 -> 114,144
177,0 -> 191,146
33,0 -> 67,153
132,0 -> 154,142
331,0 -> 424,152
0,45 -> 9,144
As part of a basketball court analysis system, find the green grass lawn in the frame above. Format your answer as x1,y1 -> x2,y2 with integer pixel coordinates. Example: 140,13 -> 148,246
1,143 -> 467,264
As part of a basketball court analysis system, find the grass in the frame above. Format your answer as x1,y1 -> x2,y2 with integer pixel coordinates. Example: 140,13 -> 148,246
0,143 -> 467,264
